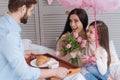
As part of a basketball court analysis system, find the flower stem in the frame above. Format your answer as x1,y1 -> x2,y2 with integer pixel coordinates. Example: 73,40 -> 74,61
71,57 -> 78,66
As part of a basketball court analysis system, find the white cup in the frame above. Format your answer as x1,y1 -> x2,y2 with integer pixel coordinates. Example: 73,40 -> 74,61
48,61 -> 59,69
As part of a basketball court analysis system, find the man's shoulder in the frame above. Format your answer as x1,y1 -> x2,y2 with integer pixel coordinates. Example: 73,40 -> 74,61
0,15 -> 9,27
0,24 -> 9,34
0,15 -> 10,33
0,15 -> 6,22
0,21 -> 9,37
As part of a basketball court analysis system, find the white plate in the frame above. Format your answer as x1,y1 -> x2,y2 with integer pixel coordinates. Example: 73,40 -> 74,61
30,58 -> 56,68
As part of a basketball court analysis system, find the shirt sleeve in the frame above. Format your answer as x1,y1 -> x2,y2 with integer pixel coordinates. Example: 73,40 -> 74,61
2,32 -> 40,80
96,48 -> 108,75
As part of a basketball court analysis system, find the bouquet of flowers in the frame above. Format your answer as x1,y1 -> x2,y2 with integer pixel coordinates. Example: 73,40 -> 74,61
60,32 -> 87,65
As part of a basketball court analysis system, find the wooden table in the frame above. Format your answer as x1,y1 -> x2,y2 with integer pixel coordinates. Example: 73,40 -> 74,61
26,53 -> 80,80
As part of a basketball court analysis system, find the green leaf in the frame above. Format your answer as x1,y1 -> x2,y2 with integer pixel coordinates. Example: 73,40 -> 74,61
71,57 -> 78,66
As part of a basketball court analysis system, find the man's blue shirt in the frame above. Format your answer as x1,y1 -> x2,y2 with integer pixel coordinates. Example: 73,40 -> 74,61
0,13 -> 40,80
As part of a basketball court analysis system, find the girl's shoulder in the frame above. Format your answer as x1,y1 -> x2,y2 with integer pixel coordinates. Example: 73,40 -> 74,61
99,47 -> 106,52
98,47 -> 107,56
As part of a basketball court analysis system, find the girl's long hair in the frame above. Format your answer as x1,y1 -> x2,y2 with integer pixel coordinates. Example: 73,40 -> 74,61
89,20 -> 111,68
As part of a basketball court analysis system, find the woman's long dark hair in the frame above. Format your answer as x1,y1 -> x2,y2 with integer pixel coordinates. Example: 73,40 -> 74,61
58,8 -> 88,39
89,20 -> 111,68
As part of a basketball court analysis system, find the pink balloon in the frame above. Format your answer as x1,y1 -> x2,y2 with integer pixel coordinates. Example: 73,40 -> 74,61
47,0 -> 54,5
85,0 -> 120,12
57,0 -> 120,13
57,0 -> 83,8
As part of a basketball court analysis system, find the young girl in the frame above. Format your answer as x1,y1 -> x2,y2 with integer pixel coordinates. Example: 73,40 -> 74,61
79,20 -> 111,80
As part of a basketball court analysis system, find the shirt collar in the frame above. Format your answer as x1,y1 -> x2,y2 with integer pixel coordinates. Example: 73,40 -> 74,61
4,13 -> 21,32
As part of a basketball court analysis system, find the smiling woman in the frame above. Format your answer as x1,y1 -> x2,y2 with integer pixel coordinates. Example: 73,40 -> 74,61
56,8 -> 88,64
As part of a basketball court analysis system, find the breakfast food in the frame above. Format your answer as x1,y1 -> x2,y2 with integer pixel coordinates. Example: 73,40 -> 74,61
36,55 -> 50,66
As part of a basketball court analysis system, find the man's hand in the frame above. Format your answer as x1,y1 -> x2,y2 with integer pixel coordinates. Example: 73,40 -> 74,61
54,67 -> 69,78
24,50 -> 32,59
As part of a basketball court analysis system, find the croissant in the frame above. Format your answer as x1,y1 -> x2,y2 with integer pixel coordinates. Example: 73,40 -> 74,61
36,55 -> 50,66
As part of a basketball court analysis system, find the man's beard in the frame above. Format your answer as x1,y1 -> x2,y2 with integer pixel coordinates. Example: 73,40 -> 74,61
20,11 -> 28,24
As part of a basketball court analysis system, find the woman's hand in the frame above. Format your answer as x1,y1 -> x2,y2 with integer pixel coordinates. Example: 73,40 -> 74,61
70,50 -> 79,58
79,55 -> 89,63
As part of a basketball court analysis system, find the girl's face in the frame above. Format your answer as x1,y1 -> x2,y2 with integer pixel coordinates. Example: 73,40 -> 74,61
86,26 -> 95,42
69,14 -> 83,33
